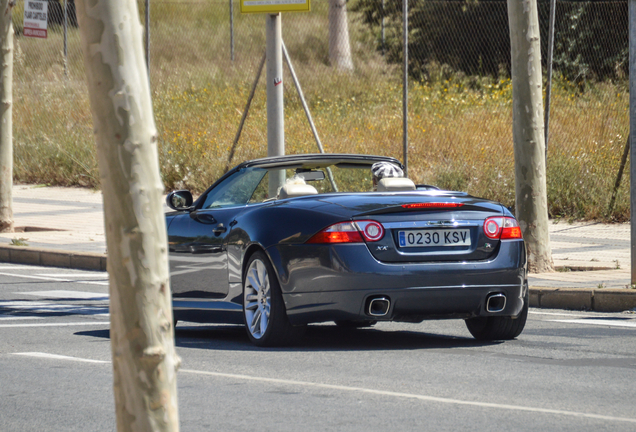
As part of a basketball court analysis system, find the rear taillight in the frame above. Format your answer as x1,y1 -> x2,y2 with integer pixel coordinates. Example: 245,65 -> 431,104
483,217 -> 522,240
307,220 -> 385,244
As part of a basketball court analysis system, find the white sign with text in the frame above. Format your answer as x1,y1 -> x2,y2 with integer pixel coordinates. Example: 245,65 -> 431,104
24,0 -> 48,39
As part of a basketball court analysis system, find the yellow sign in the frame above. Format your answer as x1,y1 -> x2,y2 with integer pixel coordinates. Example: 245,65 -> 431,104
240,0 -> 310,14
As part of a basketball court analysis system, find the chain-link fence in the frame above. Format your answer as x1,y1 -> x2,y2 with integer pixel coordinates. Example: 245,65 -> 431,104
11,0 -> 630,220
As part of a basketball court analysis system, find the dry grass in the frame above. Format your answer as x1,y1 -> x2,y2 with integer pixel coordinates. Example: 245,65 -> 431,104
11,1 -> 630,221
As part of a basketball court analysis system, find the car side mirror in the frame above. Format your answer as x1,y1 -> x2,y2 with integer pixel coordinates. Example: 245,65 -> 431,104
166,190 -> 194,211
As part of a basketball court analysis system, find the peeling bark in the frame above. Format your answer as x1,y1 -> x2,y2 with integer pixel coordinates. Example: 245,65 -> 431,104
76,1 -> 180,431
508,0 -> 554,273
329,0 -> 353,71
0,0 -> 13,233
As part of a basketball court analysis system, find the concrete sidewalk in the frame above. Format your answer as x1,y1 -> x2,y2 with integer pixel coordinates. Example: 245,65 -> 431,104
0,184 -> 634,311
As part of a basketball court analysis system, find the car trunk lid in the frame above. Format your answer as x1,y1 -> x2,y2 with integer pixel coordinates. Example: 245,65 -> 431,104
322,192 -> 506,263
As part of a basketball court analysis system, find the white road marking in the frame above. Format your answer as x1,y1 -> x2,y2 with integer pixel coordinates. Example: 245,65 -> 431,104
0,315 -> 43,320
0,322 -> 109,328
20,290 -> 108,300
550,319 -> 636,328
11,352 -> 636,425
530,311 -> 600,318
14,352 -> 109,364
77,281 -> 110,286
35,273 -> 106,278
0,271 -> 106,284
0,272 -> 71,282
0,270 -> 108,286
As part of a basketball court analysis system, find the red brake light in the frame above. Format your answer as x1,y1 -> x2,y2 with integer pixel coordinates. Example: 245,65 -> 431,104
402,203 -> 464,209
306,220 -> 384,244
483,217 -> 522,240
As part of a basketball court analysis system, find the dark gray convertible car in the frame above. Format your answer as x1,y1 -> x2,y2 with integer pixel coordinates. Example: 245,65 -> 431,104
166,154 -> 528,346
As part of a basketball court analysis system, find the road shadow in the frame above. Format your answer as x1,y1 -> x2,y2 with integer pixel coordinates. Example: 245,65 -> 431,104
76,324 -> 500,352
171,323 -> 502,352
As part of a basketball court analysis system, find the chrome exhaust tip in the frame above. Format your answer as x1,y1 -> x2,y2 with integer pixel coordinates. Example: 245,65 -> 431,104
368,297 -> 391,317
486,293 -> 506,313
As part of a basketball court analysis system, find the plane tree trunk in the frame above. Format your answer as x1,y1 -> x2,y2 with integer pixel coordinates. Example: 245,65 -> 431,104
76,0 -> 180,430
0,0 -> 13,233
329,0 -> 353,71
507,0 -> 554,273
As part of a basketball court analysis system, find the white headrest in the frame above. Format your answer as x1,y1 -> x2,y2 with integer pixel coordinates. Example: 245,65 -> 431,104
377,177 -> 416,192
278,183 -> 318,199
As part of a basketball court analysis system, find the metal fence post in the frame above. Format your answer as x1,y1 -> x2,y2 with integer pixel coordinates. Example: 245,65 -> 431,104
63,0 -> 68,77
630,0 -> 636,285
381,0 -> 385,55
230,0 -> 235,62
544,0 -> 556,160
402,0 -> 408,176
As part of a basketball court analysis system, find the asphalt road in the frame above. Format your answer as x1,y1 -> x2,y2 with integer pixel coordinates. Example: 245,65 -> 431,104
1,264 -> 635,432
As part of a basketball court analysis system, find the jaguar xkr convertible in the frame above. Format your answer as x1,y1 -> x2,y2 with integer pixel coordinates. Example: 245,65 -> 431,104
166,154 -> 528,346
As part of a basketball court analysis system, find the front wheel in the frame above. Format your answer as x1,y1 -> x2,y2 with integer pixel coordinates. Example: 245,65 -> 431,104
465,293 -> 528,341
243,251 -> 305,347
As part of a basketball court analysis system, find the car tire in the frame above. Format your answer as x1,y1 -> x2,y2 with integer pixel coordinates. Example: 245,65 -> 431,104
243,251 -> 305,347
334,320 -> 377,328
465,291 -> 529,341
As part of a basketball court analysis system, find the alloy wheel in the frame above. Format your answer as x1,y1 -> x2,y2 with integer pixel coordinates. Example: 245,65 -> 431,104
243,258 -> 271,339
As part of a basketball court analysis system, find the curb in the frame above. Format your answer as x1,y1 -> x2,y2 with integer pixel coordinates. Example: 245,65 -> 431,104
1,245 -> 635,313
530,287 -> 636,313
0,245 -> 107,272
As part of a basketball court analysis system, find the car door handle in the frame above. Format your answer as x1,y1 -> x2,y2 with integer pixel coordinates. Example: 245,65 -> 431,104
213,223 -> 227,234
191,212 -> 216,224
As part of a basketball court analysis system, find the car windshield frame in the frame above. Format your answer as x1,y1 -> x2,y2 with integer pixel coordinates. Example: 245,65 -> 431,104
194,154 -> 405,210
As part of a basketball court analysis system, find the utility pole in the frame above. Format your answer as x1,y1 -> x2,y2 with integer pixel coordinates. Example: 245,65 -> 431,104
0,0 -> 14,233
507,0 -> 554,273
76,0 -> 180,430
266,13 -> 285,198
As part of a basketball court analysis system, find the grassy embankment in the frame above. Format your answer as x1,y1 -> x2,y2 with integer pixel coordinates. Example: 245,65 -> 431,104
11,1 -> 630,221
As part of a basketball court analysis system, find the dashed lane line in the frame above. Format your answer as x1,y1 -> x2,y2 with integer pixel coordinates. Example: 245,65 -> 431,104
11,352 -> 636,425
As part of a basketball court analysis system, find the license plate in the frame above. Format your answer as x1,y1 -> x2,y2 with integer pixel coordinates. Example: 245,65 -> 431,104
398,229 -> 471,247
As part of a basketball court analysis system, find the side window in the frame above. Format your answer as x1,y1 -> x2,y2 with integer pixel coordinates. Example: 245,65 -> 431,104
201,169 -> 267,209
248,169 -> 290,203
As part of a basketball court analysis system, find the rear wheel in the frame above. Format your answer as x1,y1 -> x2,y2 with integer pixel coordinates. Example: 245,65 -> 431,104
243,251 -> 305,347
465,292 -> 528,340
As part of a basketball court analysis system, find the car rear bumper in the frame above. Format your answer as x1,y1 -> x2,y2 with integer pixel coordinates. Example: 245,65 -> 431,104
268,240 -> 527,325
283,283 -> 527,325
